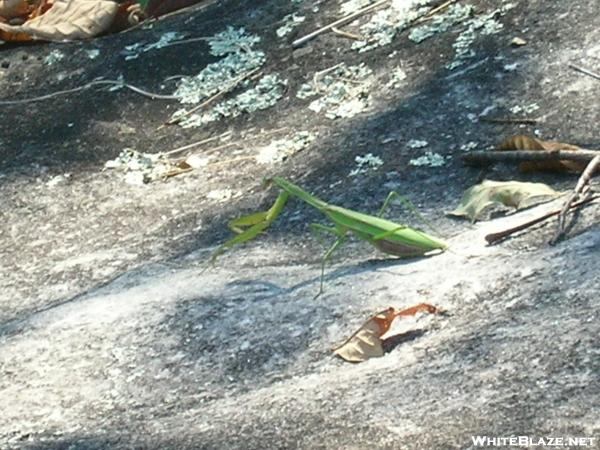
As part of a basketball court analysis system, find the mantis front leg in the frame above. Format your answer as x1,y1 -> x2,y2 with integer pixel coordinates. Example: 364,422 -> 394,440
208,191 -> 289,265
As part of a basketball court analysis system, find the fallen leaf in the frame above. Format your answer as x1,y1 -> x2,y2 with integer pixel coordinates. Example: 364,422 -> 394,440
333,303 -> 438,363
449,179 -> 561,222
498,135 -> 587,173
161,160 -> 193,179
0,0 -> 118,41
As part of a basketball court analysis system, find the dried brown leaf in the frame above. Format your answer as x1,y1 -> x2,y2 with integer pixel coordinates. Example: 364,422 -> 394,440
333,304 -> 438,363
0,0 -> 118,41
497,135 -> 586,173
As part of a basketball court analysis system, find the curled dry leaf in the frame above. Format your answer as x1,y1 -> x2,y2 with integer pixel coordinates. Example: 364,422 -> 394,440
332,303 -> 438,363
498,135 -> 587,173
0,0 -> 118,41
449,179 -> 561,222
161,159 -> 193,179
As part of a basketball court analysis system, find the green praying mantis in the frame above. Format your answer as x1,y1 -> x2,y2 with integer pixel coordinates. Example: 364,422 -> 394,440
209,177 -> 448,295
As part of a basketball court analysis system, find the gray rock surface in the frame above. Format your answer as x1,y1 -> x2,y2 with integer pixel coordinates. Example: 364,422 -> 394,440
2,201 -> 599,449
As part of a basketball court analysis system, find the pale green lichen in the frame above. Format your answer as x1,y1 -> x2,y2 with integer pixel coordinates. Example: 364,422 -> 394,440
446,28 -> 477,70
351,9 -> 398,52
173,28 -> 265,105
509,103 -> 539,115
352,0 -> 431,52
277,13 -> 306,37
349,153 -> 384,176
174,50 -> 265,104
340,0 -> 373,16
44,50 -> 65,65
256,131 -> 315,164
86,49 -> 100,60
406,139 -> 428,149
178,74 -> 287,128
387,66 -> 407,88
297,63 -> 374,119
170,27 -> 286,128
409,152 -> 448,167
460,141 -> 478,152
409,3 -> 473,43
105,149 -> 177,184
208,26 -> 261,56
446,3 -> 515,70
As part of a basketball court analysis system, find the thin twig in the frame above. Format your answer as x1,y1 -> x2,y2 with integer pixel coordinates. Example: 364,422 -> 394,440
182,126 -> 290,158
292,0 -> 391,47
159,36 -> 211,49
480,117 -> 538,125
415,0 -> 459,23
569,63 -> 600,81
242,126 -> 290,140
550,154 -> 600,244
163,75 -> 188,82
0,79 -> 176,105
313,62 -> 344,87
109,80 -> 178,100
205,155 -> 256,168
444,57 -> 489,80
163,131 -> 232,157
463,149 -> 600,166
331,27 -> 364,41
163,67 -> 261,127
485,195 -> 598,245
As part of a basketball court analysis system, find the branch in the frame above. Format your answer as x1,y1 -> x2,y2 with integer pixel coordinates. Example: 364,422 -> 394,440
479,117 -> 538,125
292,0 -> 457,48
0,79 -> 177,105
484,195 -> 598,245
463,149 -> 600,166
292,0 -> 391,47
569,63 -> 600,81
550,155 -> 600,244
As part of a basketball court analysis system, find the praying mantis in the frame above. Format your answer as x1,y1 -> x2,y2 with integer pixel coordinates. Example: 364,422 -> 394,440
209,177 -> 448,295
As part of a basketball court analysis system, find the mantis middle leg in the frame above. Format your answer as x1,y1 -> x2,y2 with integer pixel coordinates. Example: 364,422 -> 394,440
377,191 -> 440,234
310,223 -> 347,297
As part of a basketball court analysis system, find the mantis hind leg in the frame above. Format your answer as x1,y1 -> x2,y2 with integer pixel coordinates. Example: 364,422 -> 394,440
309,223 -> 347,297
